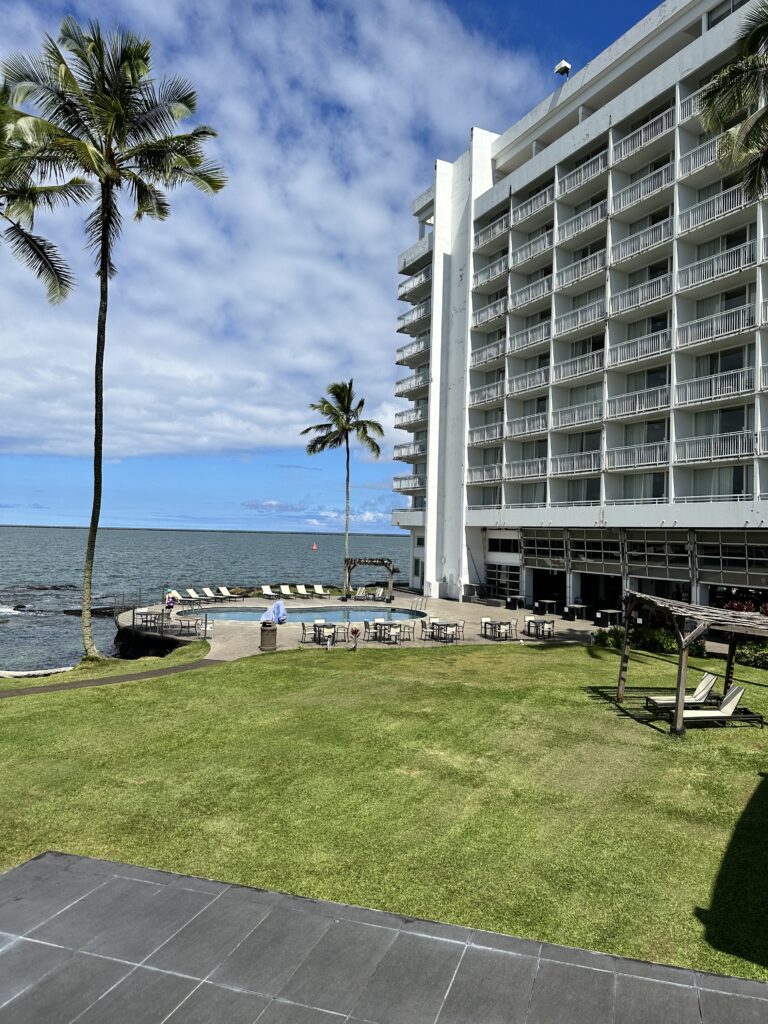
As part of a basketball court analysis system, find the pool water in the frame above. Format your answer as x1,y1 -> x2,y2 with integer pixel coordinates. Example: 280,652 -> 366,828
191,606 -> 424,624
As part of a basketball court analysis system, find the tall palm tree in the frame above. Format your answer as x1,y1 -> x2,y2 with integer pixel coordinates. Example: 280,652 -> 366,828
3,18 -> 225,658
702,0 -> 768,200
301,380 -> 384,571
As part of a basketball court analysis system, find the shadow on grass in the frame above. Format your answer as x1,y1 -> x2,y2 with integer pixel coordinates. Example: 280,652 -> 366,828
695,773 -> 768,970
585,685 -> 669,735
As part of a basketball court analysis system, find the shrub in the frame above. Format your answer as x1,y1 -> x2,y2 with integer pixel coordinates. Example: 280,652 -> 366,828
592,625 -> 705,658
735,641 -> 768,669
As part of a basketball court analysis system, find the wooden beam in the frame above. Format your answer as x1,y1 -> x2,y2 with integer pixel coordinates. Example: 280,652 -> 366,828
616,596 -> 636,702
672,641 -> 689,736
681,621 -> 709,649
724,634 -> 737,694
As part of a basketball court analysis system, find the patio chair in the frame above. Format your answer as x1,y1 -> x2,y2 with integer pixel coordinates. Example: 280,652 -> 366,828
362,620 -> 372,642
300,622 -> 310,643
420,618 -> 431,640
495,622 -> 511,641
295,585 -> 311,599
387,623 -> 402,645
456,620 -> 465,640
217,587 -> 244,601
335,623 -> 350,642
373,587 -> 385,601
202,587 -> 227,603
681,686 -> 746,726
645,673 -> 718,713
321,625 -> 337,645
480,616 -> 491,638
440,624 -> 457,644
354,587 -> 368,600
400,622 -> 414,641
186,588 -> 207,604
261,585 -> 278,599
168,589 -> 196,606
280,585 -> 295,599
313,585 -> 331,598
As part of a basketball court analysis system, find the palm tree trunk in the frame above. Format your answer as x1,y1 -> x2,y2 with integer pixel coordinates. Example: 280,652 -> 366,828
81,183 -> 110,659
344,434 -> 350,571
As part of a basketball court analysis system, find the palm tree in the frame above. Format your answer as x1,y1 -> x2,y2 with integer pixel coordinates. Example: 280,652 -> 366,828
701,0 -> 768,200
3,18 -> 225,658
301,380 -> 384,573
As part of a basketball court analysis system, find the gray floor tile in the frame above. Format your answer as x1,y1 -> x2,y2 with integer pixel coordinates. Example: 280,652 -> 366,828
0,934 -> 16,955
350,932 -> 464,1024
163,980 -> 269,1022
526,959 -> 614,1024
210,906 -> 332,995
699,987 -> 768,1023
615,973 -> 702,1024
436,946 -> 537,1024
283,895 -> 404,930
74,966 -> 197,1023
540,942 -> 615,972
258,1002 -> 344,1023
278,919 -> 399,1013
469,929 -> 542,958
146,889 -> 274,978
696,972 -> 768,1001
166,875 -> 230,895
0,951 -> 130,1023
0,940 -> 72,1008
617,958 -> 696,986
0,866 -> 108,936
400,918 -> 472,943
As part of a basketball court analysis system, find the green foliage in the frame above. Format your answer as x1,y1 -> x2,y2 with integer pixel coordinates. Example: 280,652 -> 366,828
593,625 -> 705,658
301,379 -> 385,458
735,640 -> 768,669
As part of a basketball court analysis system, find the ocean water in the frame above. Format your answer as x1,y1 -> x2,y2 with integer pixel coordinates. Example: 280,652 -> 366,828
0,526 -> 410,672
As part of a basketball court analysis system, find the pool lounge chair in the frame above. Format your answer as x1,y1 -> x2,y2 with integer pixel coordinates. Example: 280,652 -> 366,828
313,584 -> 331,599
680,686 -> 751,726
261,585 -> 278,599
168,589 -> 197,606
295,585 -> 311,599
185,589 -> 207,605
218,586 -> 244,602
353,587 -> 369,600
645,673 -> 717,713
202,587 -> 227,603
373,587 -> 385,601
280,585 -> 295,599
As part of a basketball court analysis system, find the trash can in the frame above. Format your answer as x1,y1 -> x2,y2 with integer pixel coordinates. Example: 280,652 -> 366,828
259,621 -> 277,652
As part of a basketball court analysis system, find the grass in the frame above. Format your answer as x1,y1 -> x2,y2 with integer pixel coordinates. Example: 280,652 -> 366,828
1,643 -> 767,980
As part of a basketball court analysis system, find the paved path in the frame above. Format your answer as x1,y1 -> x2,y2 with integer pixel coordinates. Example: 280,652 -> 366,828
0,852 -> 764,1022
0,660 -> 224,701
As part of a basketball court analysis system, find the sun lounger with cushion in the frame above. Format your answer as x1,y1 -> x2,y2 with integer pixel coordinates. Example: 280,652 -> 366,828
185,589 -> 207,605
353,587 -> 368,600
279,585 -> 295,599
680,686 -> 747,726
202,587 -> 227,603
295,585 -> 311,598
313,584 -> 331,598
645,673 -> 717,712
217,587 -> 244,601
261,585 -> 277,599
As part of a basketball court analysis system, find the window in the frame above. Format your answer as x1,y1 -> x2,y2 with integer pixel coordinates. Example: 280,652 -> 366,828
487,537 -> 520,554
485,563 -> 521,598
623,472 -> 667,501
567,477 -> 600,502
708,0 -> 749,30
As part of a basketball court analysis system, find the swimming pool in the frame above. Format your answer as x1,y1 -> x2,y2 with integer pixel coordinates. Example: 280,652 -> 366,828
190,606 -> 424,624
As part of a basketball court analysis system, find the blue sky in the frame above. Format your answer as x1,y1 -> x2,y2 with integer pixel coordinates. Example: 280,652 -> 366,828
1,0 -> 657,533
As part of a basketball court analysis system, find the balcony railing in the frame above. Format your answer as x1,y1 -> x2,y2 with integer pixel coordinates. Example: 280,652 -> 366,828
762,364 -> 768,390
675,367 -> 754,405
507,366 -> 550,394
393,474 -> 427,491
610,274 -> 672,315
472,297 -> 508,328
397,299 -> 431,332
512,184 -> 554,225
396,335 -> 430,364
760,430 -> 768,454
471,338 -> 507,367
678,241 -> 756,291
678,185 -> 747,234
506,412 -> 548,437
474,212 -> 509,250
552,350 -> 604,382
469,380 -> 505,407
395,407 -> 428,428
550,451 -> 602,475
510,230 -> 553,268
395,371 -> 430,397
611,163 -> 675,215
551,401 -> 603,428
554,298 -> 606,336
605,441 -> 669,470
468,422 -> 504,446
558,152 -> 608,197
676,304 -> 756,348
607,330 -> 671,367
467,464 -> 503,484
610,218 -> 673,264
393,441 -> 428,460
504,458 -> 548,480
606,385 -> 670,418
472,254 -> 509,290
557,201 -> 608,243
397,265 -> 432,299
674,431 -> 755,463
555,249 -> 606,290
509,320 -> 551,352
679,84 -> 707,122
509,275 -> 552,310
612,108 -> 675,163
678,133 -> 725,178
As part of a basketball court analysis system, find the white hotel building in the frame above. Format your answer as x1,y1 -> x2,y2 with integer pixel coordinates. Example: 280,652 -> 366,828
392,0 -> 768,611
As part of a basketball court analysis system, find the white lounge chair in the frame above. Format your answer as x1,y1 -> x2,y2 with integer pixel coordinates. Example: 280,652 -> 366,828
280,585 -> 295,599
645,673 -> 717,712
217,586 -> 244,602
353,587 -> 368,600
373,587 -> 385,601
681,686 -> 745,725
261,585 -> 278,599
313,585 -> 331,599
168,589 -> 195,606
186,588 -> 206,605
295,585 -> 311,599
202,587 -> 227,603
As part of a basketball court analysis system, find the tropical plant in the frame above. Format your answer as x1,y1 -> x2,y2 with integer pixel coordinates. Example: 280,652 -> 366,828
701,0 -> 768,200
301,380 -> 384,573
3,18 -> 225,658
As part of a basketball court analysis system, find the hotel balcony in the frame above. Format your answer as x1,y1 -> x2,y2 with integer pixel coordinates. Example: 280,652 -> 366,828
393,474 -> 427,493
678,133 -> 726,180
606,384 -> 670,419
679,83 -> 707,123
506,412 -> 548,437
467,422 -> 504,446
553,298 -> 606,337
473,211 -> 510,254
609,274 -> 672,317
471,337 -> 507,368
557,151 -> 608,200
467,463 -> 503,484
469,380 -> 505,408
557,201 -> 608,245
395,371 -> 431,398
510,230 -> 554,270
393,440 -> 428,462
508,320 -> 551,353
472,253 -> 509,293
676,304 -> 756,350
398,231 -> 433,275
552,350 -> 604,383
472,296 -> 509,331
675,367 -> 754,407
551,400 -> 603,429
555,249 -> 606,293
391,506 -> 426,527
762,364 -> 768,390
605,441 -> 669,470
507,366 -> 550,395
674,431 -> 755,464
395,335 -> 430,366
397,298 -> 431,335
612,108 -> 675,165
610,218 -> 673,267
550,451 -> 602,475
504,458 -> 548,480
508,275 -> 552,312
760,430 -> 768,454
607,329 -> 671,368
611,163 -> 675,217
678,184 -> 748,235
395,406 -> 429,430
511,184 -> 555,228
397,264 -> 432,301
677,241 -> 756,292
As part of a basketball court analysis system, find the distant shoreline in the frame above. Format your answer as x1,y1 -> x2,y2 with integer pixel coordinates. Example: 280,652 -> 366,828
0,524 -> 400,538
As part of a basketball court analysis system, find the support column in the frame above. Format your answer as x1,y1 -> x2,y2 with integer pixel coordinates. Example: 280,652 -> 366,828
616,595 -> 636,702
673,642 -> 689,736
724,634 -> 737,694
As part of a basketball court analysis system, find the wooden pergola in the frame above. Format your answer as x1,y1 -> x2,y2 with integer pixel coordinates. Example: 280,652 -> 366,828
343,557 -> 399,600
616,590 -> 768,735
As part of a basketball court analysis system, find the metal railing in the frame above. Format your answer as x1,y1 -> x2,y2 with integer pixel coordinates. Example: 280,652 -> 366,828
395,372 -> 430,397
397,298 -> 431,331
558,151 -> 608,197
760,430 -> 768,454
676,304 -> 756,348
472,254 -> 509,290
610,218 -> 673,264
509,320 -> 551,352
612,108 -> 675,163
677,240 -> 756,290
678,184 -> 747,233
605,441 -> 669,470
510,230 -> 554,267
678,133 -> 725,178
679,84 -> 707,122
762,300 -> 768,325
504,458 -> 548,479
551,401 -> 603,428
557,201 -> 608,243
555,249 -> 606,290
552,350 -> 604,382
506,412 -> 548,436
468,422 -> 504,445
396,336 -> 430,362
474,212 -> 510,250
675,367 -> 754,405
393,440 -> 428,460
762,365 -> 768,390
609,274 -> 672,315
607,329 -> 671,367
393,474 -> 427,491
611,163 -> 675,214
471,338 -> 507,367
467,464 -> 503,484
397,265 -> 432,299
674,431 -> 754,463
512,184 -> 554,225
675,493 -> 753,503
507,366 -> 550,393
509,275 -> 552,310
550,451 -> 602,475
472,296 -> 509,328
395,407 -> 428,427
469,380 -> 505,406
554,298 -> 606,335
606,385 -> 670,418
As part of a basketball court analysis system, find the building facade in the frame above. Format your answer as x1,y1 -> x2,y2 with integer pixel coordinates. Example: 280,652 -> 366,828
393,0 -> 768,610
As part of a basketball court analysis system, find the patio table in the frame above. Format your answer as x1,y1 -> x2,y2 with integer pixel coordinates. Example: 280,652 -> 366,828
564,603 -> 589,620
594,608 -> 622,626
526,618 -> 554,639
534,599 -> 558,616
434,622 -> 458,643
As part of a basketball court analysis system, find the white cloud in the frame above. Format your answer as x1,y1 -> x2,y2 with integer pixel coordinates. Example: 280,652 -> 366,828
0,0 -> 548,458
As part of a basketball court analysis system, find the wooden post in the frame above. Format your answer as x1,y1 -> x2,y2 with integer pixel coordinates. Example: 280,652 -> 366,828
387,567 -> 393,602
616,595 -> 636,701
673,641 -> 688,736
724,634 -> 737,695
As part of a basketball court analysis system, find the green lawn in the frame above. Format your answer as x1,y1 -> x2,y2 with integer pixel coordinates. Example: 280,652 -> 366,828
1,643 -> 766,980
